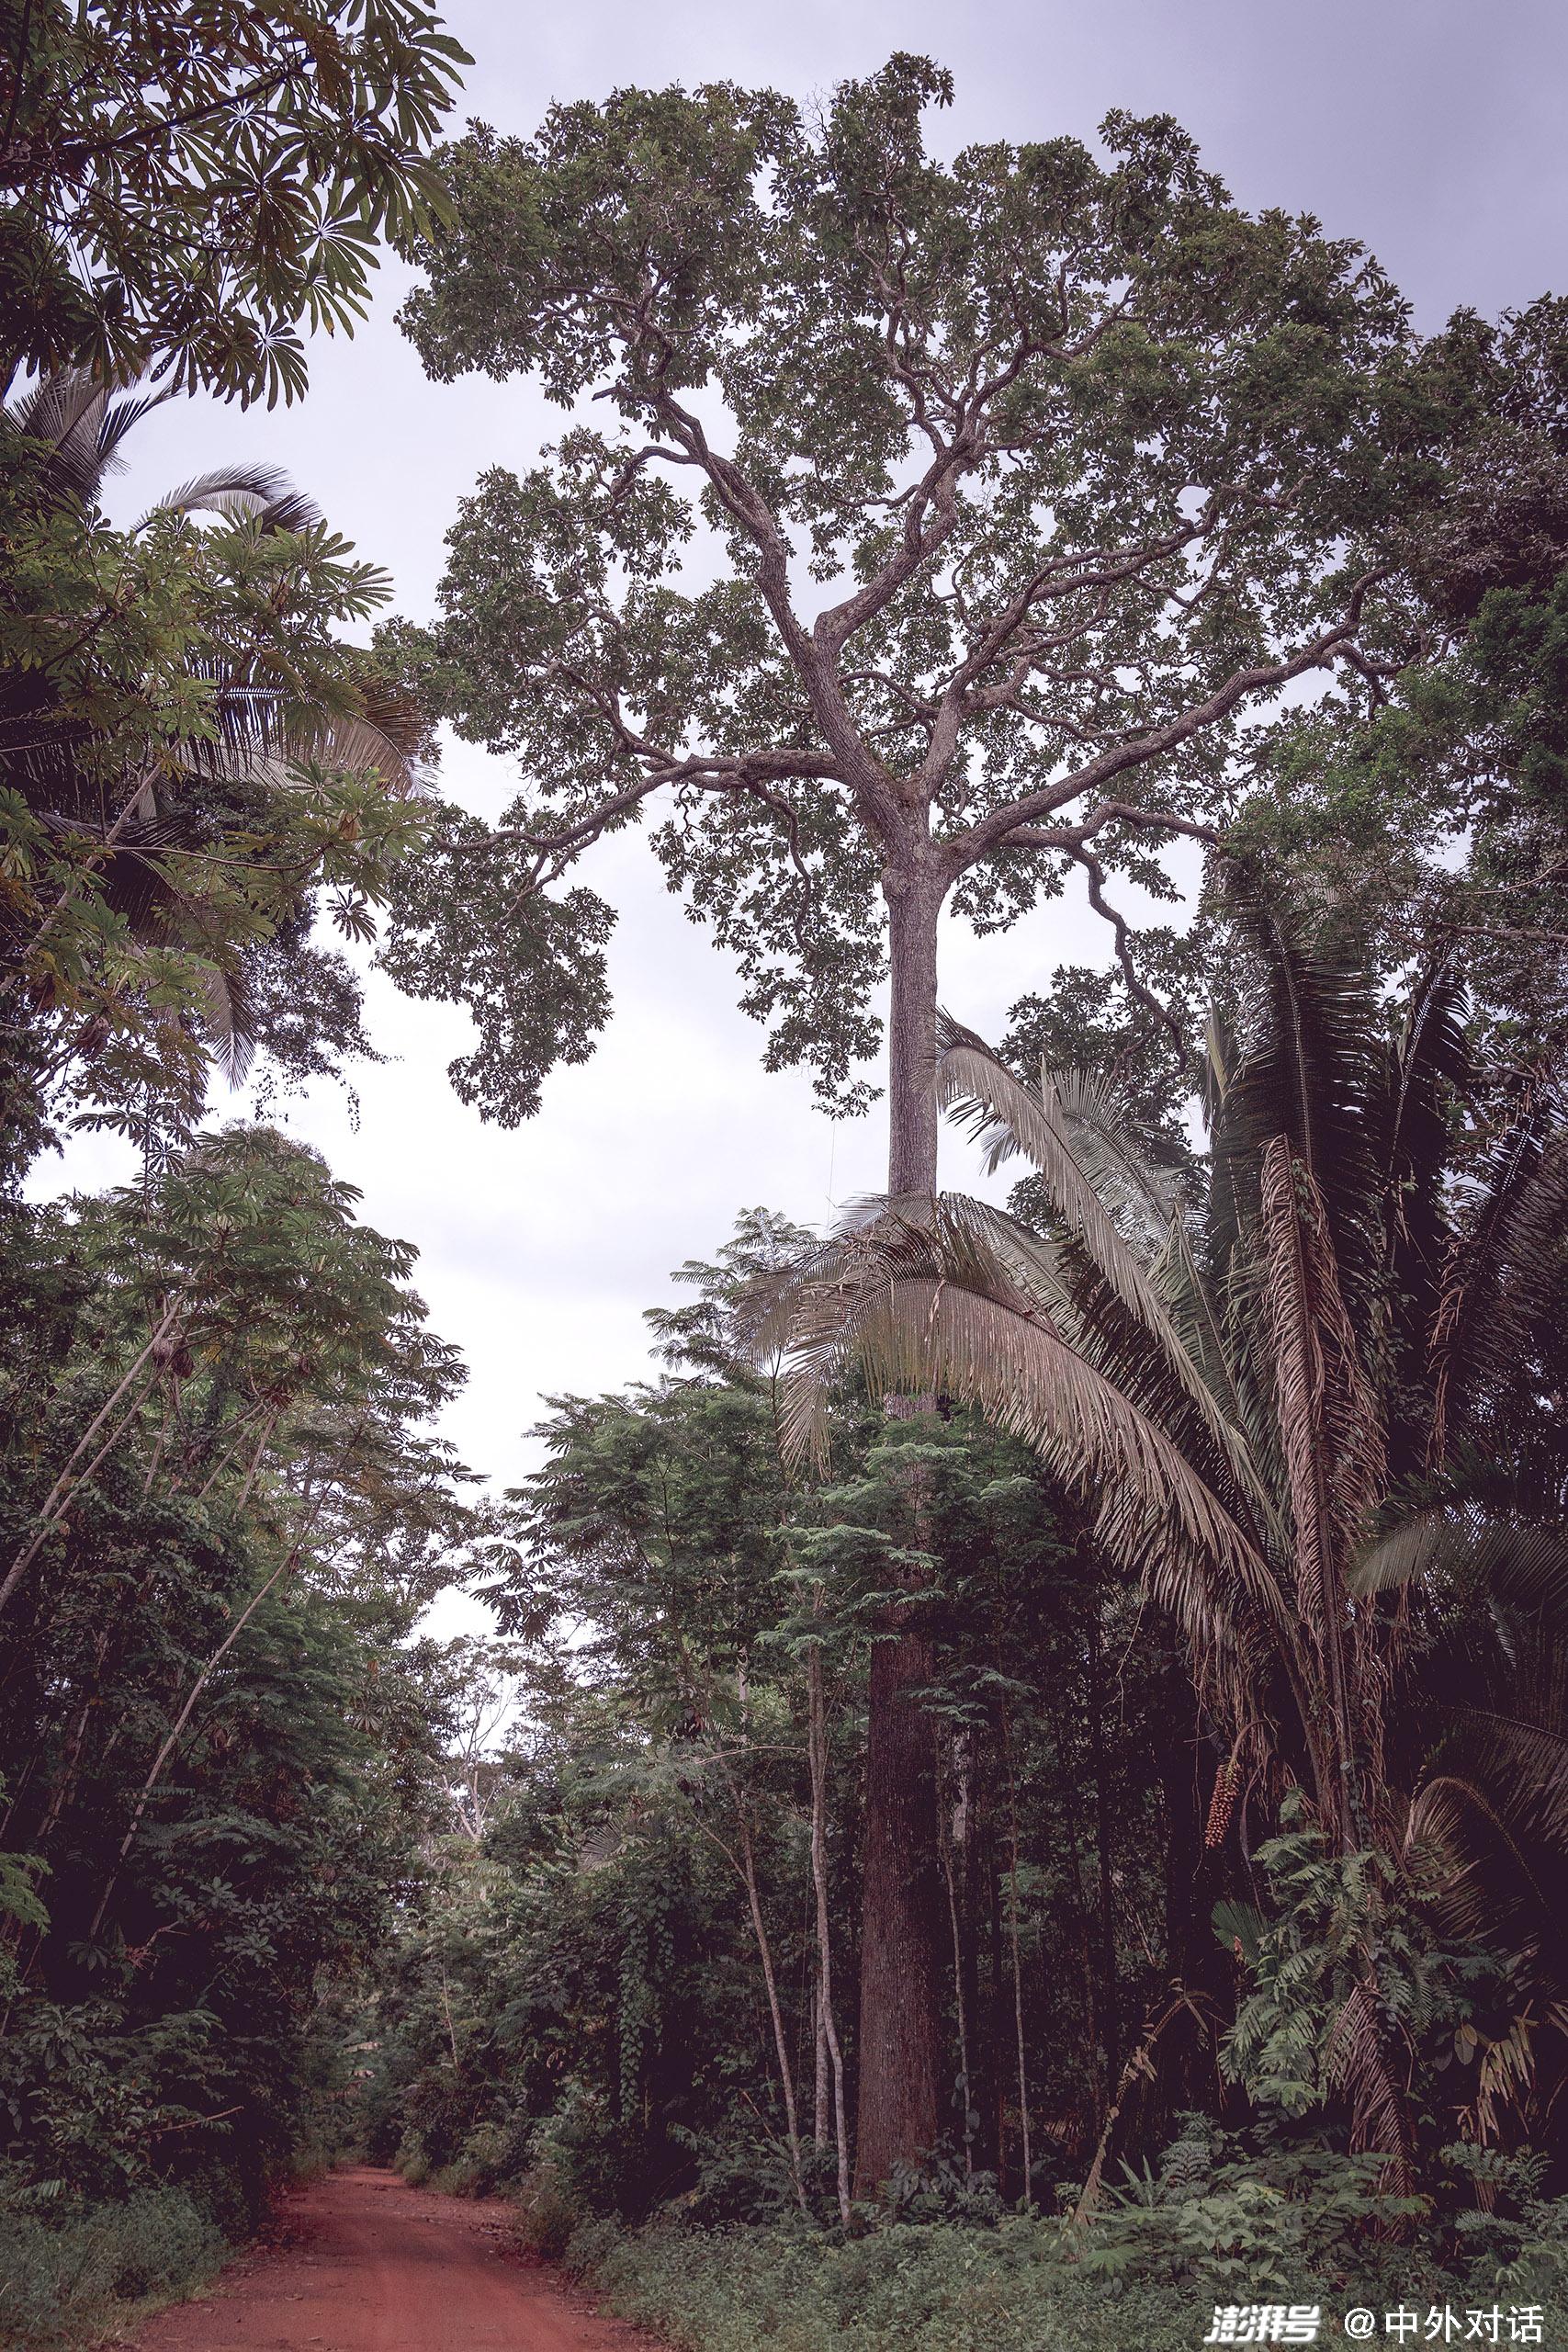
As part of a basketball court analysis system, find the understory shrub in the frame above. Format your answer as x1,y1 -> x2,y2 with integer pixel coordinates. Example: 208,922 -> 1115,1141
561,2155 -> 1568,2352
512,2163 -> 583,2259
0,2185 -> 224,2349
563,2214 -> 1193,2352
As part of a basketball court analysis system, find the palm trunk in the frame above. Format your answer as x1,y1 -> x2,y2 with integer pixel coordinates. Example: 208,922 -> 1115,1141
853,856 -> 945,2199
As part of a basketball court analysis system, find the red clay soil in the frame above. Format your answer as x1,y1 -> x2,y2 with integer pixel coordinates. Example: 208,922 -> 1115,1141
128,2165 -> 657,2352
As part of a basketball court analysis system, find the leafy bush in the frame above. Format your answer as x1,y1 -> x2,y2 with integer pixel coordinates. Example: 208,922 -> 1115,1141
565,2213 -> 1194,2352
1441,2146 -> 1568,2299
560,2145 -> 1568,2352
511,2164 -> 583,2259
1082,2143 -> 1424,2301
0,2185 -> 223,2349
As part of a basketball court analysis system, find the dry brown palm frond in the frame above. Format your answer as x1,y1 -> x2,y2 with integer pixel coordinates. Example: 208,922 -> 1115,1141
1258,1136 -> 1391,1834
1460,2005 -> 1547,2145
1259,1138 -> 1386,1593
1324,1974 -> 1415,2191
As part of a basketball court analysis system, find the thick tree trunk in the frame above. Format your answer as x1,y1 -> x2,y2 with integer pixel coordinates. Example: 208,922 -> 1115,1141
884,859 -> 942,1200
807,1635 -> 852,2223
853,855 -> 945,2199
941,1727 -> 976,2178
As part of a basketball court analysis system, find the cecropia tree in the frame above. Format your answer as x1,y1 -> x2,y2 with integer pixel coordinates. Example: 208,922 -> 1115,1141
389,56 -> 1453,2188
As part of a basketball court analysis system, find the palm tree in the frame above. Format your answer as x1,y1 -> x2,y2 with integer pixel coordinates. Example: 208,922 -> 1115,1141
768,910 -> 1568,2162
2,368 -> 427,1091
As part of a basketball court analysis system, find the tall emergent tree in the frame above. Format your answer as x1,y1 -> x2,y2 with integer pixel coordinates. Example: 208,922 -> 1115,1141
389,58 -> 1496,2187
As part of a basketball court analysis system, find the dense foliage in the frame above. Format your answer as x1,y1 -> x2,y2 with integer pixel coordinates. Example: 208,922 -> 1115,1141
0,13 -> 476,2338
0,0 -> 468,407
3,28 -> 1567,2352
0,1125 -> 483,2342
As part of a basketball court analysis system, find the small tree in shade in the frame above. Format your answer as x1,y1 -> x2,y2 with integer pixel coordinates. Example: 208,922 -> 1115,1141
389,56 -> 1478,2188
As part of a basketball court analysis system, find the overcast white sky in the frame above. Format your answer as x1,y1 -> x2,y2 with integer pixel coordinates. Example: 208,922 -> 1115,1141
64,0 -> 1568,1613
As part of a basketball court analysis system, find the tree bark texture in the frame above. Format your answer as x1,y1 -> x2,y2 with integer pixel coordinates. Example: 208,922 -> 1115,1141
853,855 -> 946,2196
853,1577 -> 942,2197
853,859 -> 948,2192
807,1637 -> 852,2223
884,857 -> 943,1198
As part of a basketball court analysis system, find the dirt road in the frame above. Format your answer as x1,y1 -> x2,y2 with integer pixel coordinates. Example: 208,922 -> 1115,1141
130,2165 -> 650,2352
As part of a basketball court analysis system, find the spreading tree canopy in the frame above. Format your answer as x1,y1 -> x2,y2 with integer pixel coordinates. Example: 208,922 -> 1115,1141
387,53 -> 1497,1149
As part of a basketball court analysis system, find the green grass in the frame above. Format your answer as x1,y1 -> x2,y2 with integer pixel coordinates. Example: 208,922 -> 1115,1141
0,2187 -> 225,2349
563,2213 -> 1195,2352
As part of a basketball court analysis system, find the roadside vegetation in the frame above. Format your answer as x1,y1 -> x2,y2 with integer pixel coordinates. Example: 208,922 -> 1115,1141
2,13 -> 1566,2349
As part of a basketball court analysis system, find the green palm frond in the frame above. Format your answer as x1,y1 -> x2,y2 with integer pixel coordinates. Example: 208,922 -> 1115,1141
1215,901 -> 1384,1321
1404,1772 -> 1540,1942
933,1027 -> 1274,1529
1432,1095 -> 1568,1466
774,1197 -> 1290,1669
1355,1510 -> 1568,1625
6,367 -> 175,504
143,466 -> 325,534
1446,1711 -> 1568,1849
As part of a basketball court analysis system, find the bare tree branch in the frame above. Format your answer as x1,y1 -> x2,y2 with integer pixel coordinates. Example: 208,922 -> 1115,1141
948,574 -> 1387,875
